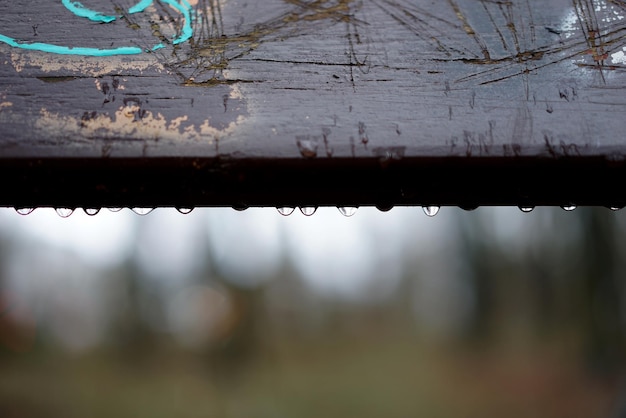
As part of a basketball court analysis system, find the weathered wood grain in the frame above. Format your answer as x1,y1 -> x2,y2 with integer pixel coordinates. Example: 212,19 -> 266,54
0,0 -> 625,207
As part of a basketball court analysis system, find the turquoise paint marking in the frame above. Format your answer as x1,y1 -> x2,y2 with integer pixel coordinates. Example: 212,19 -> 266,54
161,0 -> 193,44
63,0 -> 156,22
129,0 -> 154,14
61,0 -> 116,23
0,33 -> 143,56
0,0 -> 193,56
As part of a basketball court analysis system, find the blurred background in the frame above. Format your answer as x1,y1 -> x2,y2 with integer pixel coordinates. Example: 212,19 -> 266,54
0,206 -> 625,418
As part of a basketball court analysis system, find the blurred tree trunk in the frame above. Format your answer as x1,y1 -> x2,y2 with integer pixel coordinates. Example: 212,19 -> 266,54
105,258 -> 160,363
0,236 -> 36,357
199,230 -> 268,384
577,208 -> 625,372
205,278 -> 265,381
456,211 -> 496,341
105,221 -> 161,364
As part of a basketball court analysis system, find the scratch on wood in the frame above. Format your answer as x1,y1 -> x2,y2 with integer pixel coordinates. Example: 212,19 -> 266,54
448,0 -> 491,60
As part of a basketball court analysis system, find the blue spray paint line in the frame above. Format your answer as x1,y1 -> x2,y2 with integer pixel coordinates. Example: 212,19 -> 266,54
61,0 -> 116,23
181,0 -> 194,20
161,0 -> 193,45
0,33 -> 143,56
0,0 -> 193,56
62,0 -> 155,22
129,0 -> 155,14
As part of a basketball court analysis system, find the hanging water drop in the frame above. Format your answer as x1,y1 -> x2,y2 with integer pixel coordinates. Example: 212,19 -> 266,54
609,206 -> 623,211
277,207 -> 295,216
232,204 -> 248,211
519,206 -> 535,213
84,208 -> 101,216
375,203 -> 394,212
176,207 -> 194,214
296,136 -> 319,158
338,207 -> 358,217
561,205 -> 577,211
423,206 -> 440,217
300,207 -> 317,216
460,205 -> 479,211
15,208 -> 35,216
131,207 -> 154,216
55,208 -> 74,218
108,207 -> 123,212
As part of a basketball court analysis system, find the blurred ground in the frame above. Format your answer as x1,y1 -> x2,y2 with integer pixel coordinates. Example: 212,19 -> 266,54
0,335 -> 618,418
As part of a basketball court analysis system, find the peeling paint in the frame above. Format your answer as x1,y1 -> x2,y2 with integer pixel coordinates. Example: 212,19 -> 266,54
8,49 -> 163,76
34,106 -> 244,143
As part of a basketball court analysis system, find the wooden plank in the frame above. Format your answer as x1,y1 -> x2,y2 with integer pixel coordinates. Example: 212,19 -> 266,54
1,0 -> 626,208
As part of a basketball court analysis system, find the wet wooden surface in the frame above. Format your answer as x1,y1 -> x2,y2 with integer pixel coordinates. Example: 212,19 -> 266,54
1,0 -> 626,207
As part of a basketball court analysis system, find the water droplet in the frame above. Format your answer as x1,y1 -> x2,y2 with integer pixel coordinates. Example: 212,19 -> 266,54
460,205 -> 479,211
131,207 -> 154,216
519,206 -> 535,213
375,204 -> 394,212
300,207 -> 317,216
15,208 -> 35,216
277,207 -> 295,216
232,204 -> 248,211
423,206 -> 440,217
561,205 -> 577,211
373,146 -> 406,167
609,206 -> 623,211
108,207 -> 123,212
84,208 -> 100,216
296,135 -> 319,158
176,207 -> 194,214
338,207 -> 358,217
55,208 -> 74,218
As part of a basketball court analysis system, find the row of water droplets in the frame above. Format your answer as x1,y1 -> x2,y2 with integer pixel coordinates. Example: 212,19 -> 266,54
13,205 -> 624,218
276,205 -> 624,217
14,207 -> 161,217
276,207 -> 360,217
518,205 -> 622,212
14,206 -> 364,218
279,206 -> 433,217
